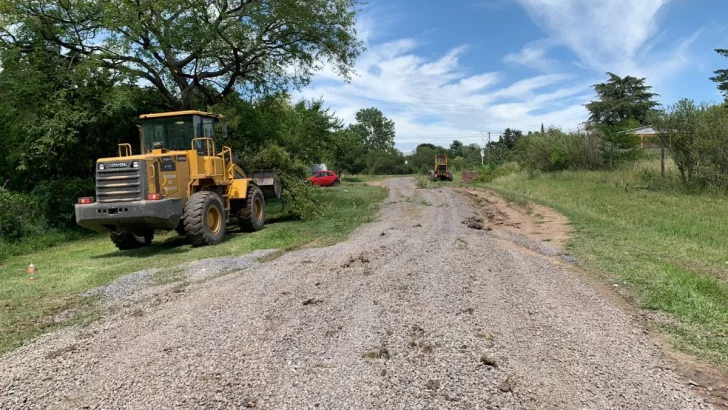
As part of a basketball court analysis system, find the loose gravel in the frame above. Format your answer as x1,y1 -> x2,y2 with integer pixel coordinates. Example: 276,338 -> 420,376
0,178 -> 711,409
83,268 -> 160,305
180,249 -> 280,282
82,249 -> 280,307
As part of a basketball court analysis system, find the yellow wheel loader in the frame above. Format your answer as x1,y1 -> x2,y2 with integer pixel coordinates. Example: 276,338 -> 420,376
428,155 -> 453,181
75,110 -> 281,250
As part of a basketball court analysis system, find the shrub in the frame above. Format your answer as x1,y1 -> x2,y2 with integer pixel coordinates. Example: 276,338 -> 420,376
511,128 -> 603,172
246,144 -> 317,219
415,176 -> 439,189
32,177 -> 95,228
652,100 -> 728,189
0,187 -> 48,243
473,162 -> 521,183
365,150 -> 411,175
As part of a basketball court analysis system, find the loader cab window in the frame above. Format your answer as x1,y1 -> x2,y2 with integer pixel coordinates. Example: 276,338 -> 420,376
141,115 -> 217,153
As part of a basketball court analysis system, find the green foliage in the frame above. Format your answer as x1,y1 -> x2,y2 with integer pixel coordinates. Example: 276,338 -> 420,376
585,72 -> 659,126
407,143 -> 447,171
214,93 -> 343,165
330,129 -> 366,176
32,178 -> 96,229
450,156 -> 465,172
365,149 -> 410,175
652,99 -> 728,189
710,49 -> 728,100
449,140 -> 464,157
1,0 -> 363,109
247,145 -> 316,219
473,162 -> 521,183
0,38 -> 151,190
501,128 -> 523,150
349,108 -> 396,153
511,128 -> 603,172
415,176 -> 440,189
0,188 -> 47,243
484,141 -> 509,165
597,119 -> 643,168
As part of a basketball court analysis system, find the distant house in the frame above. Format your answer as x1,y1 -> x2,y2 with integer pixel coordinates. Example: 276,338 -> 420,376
625,126 -> 661,150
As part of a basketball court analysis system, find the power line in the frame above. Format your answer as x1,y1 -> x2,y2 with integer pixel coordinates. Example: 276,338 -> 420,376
396,134 -> 502,141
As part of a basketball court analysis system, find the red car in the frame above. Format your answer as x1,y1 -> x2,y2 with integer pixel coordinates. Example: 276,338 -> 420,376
308,170 -> 341,187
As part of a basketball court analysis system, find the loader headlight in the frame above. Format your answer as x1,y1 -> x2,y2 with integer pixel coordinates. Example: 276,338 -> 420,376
98,163 -> 105,170
131,161 -> 139,168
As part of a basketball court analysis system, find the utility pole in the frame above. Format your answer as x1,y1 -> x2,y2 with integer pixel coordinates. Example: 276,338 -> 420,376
480,133 -> 485,166
487,132 -> 492,168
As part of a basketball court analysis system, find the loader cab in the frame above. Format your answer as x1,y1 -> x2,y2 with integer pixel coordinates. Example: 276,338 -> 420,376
435,155 -> 448,173
139,110 -> 224,154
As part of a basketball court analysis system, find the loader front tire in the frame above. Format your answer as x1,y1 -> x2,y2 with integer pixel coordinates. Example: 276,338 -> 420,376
238,185 -> 265,232
110,230 -> 153,251
183,191 -> 226,247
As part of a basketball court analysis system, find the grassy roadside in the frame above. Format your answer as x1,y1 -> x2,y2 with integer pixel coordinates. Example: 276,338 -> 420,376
0,181 -> 388,354
475,163 -> 728,369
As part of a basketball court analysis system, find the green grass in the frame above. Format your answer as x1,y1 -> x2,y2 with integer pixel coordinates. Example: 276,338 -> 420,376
478,160 -> 728,369
0,230 -> 93,261
0,181 -> 387,354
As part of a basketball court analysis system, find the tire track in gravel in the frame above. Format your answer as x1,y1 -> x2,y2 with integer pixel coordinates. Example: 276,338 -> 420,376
0,177 -> 711,409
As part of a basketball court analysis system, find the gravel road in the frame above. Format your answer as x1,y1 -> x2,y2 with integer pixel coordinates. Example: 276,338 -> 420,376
0,178 -> 711,409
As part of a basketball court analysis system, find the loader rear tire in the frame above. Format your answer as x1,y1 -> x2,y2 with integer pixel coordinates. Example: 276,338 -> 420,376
183,191 -> 226,247
110,230 -> 153,251
238,185 -> 265,232
175,221 -> 186,236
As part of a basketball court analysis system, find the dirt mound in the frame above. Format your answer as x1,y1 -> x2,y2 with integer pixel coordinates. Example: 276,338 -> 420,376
457,188 -> 572,248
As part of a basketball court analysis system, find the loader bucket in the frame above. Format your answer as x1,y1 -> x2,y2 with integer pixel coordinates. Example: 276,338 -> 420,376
252,170 -> 282,199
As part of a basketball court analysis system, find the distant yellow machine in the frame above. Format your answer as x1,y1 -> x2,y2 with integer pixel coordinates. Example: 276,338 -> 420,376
428,155 -> 453,181
75,110 -> 281,250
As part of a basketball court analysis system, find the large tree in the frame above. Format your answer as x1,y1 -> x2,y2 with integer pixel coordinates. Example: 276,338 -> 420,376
0,0 -> 363,110
349,108 -> 396,152
710,49 -> 728,99
585,72 -> 659,126
0,34 -> 155,189
449,139 -> 464,157
330,129 -> 365,177
501,128 -> 523,150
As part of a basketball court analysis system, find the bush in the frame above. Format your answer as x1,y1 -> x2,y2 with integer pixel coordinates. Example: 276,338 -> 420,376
473,162 -> 521,183
511,129 -> 602,172
246,144 -> 317,219
0,187 -> 48,243
365,149 -> 412,175
32,177 -> 95,228
415,176 -> 439,189
653,100 -> 728,190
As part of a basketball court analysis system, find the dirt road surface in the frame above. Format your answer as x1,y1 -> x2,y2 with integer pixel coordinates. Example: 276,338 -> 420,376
0,178 -> 711,409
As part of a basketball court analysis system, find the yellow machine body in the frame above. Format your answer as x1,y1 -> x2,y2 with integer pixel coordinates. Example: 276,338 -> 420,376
429,154 -> 453,181
75,111 -> 280,241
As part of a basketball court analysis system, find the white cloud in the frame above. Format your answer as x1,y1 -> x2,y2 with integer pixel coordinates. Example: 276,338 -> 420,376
515,0 -> 671,69
297,1 -> 704,152
504,39 -> 559,71
298,35 -> 591,152
512,0 -> 702,87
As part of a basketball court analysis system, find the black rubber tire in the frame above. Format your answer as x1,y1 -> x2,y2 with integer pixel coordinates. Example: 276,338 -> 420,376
110,230 -> 153,250
238,185 -> 265,232
183,191 -> 226,247
332,179 -> 341,187
175,221 -> 186,236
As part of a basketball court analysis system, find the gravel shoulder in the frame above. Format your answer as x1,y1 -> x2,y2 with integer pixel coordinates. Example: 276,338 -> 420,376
0,178 -> 711,409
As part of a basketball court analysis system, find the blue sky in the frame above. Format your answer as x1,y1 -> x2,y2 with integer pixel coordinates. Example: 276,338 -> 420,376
295,0 -> 728,152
